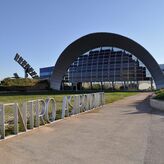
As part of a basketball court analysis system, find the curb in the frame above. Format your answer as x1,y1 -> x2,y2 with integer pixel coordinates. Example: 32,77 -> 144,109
150,98 -> 164,111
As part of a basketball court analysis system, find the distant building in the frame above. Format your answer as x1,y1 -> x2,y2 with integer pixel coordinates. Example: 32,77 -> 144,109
50,33 -> 164,90
159,64 -> 164,73
40,66 -> 54,79
40,48 -> 154,90
40,59 -> 164,81
39,33 -> 164,90
65,48 -> 150,83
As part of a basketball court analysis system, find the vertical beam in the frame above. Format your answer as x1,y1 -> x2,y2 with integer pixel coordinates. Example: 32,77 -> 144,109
45,99 -> 50,122
35,99 -> 46,127
84,95 -> 88,111
17,103 -> 27,132
72,96 -> 78,114
14,103 -> 18,134
22,102 -> 27,131
50,99 -> 56,121
151,78 -> 153,91
66,96 -> 71,117
90,94 -> 93,109
87,94 -> 91,110
76,83 -> 78,91
112,81 -> 114,90
71,83 -> 74,91
137,80 -> 139,90
61,81 -> 64,90
101,81 -> 103,90
35,100 -> 40,127
61,96 -> 67,119
90,82 -> 93,90
0,104 -> 5,139
29,101 -> 34,129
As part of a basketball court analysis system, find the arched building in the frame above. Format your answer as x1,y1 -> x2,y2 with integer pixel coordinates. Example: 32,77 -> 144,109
49,32 -> 164,90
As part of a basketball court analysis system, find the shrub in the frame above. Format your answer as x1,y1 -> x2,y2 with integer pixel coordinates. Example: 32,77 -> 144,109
0,78 -> 50,91
154,89 -> 164,100
1,78 -> 39,87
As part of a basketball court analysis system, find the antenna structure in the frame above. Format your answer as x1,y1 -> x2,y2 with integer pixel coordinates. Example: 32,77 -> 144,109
14,53 -> 39,79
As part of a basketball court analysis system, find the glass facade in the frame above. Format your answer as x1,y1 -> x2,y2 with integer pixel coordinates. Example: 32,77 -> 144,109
40,66 -> 54,79
160,64 -> 164,73
65,47 -> 151,83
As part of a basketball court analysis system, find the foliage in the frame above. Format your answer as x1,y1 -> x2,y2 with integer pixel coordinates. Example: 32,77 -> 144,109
1,78 -> 39,87
154,89 -> 164,100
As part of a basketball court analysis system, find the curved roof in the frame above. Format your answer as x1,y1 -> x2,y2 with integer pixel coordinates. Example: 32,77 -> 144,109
50,32 -> 164,90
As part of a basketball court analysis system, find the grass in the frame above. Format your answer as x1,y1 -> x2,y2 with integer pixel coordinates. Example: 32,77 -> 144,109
104,92 -> 137,104
0,91 -> 138,107
154,89 -> 164,100
0,92 -> 64,110
0,91 -> 138,120
0,91 -> 138,136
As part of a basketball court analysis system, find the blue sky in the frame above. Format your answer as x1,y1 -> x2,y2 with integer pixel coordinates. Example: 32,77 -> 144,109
0,0 -> 164,79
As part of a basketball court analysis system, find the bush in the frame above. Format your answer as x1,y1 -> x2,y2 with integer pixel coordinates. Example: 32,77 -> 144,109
0,78 -> 50,91
1,78 -> 39,87
154,89 -> 164,100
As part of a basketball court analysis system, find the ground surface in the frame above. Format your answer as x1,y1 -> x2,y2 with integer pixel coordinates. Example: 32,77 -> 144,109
0,93 -> 164,164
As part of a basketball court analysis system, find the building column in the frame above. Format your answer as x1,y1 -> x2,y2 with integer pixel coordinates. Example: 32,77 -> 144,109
150,78 -> 153,91
60,81 -> 64,90
71,83 -> 74,91
112,81 -> 115,91
136,81 -> 139,91
101,81 -> 103,90
90,82 -> 93,90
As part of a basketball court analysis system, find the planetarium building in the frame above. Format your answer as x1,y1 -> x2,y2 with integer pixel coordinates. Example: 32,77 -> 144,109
41,32 -> 164,90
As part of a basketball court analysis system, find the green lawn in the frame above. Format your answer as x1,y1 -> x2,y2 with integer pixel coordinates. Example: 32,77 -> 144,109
0,91 -> 138,109
104,92 -> 138,104
0,91 -> 138,136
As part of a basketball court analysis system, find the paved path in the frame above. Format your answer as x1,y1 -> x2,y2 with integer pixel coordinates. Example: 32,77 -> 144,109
0,93 -> 164,164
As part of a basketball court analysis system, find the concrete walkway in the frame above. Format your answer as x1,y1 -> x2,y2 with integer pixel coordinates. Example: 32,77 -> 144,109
0,93 -> 164,164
